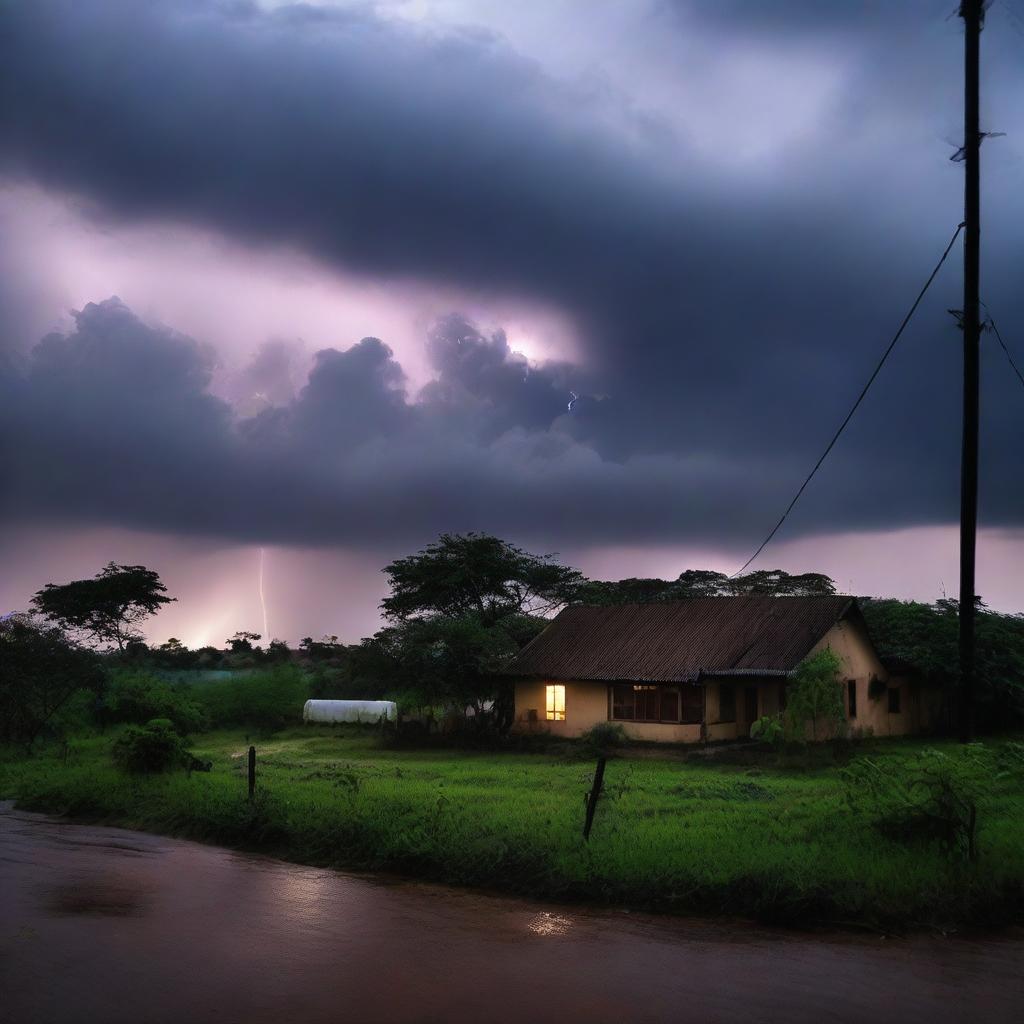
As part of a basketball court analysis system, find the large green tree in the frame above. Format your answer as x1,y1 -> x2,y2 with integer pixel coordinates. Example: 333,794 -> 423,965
364,534 -> 580,731
381,533 -> 584,624
32,562 -> 174,652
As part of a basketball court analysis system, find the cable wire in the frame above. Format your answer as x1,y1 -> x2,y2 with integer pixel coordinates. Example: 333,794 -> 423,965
732,222 -> 965,577
981,302 -> 1024,391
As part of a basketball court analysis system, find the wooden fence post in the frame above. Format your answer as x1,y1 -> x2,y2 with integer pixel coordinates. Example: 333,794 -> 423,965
583,756 -> 607,841
247,745 -> 256,801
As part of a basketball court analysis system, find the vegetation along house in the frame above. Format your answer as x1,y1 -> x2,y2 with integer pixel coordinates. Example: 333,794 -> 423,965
505,595 -> 938,741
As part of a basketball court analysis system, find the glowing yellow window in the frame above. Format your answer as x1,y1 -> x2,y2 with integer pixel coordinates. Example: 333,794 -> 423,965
545,684 -> 566,721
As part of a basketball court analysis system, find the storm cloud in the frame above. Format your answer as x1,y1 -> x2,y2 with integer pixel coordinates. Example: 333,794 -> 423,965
1,0 -> 1023,559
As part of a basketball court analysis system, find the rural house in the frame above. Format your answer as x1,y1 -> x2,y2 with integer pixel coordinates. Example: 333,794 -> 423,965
505,596 -> 937,741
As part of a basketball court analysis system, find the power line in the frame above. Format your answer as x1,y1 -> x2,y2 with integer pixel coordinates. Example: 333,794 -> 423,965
981,303 -> 1024,391
732,222 -> 965,577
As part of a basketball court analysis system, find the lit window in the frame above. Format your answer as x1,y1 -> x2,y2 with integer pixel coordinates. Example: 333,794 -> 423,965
546,684 -> 566,721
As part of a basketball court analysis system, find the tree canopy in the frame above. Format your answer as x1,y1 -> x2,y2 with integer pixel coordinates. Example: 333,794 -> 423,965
573,568 -> 837,606
31,562 -> 174,652
381,533 -> 584,624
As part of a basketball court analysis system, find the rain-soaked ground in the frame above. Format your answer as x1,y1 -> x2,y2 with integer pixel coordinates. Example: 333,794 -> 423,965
1,804 -> 1022,1024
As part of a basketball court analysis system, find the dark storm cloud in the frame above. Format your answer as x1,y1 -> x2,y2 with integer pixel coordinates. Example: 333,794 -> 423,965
0,295 -> 1018,552
1,0 -> 1022,552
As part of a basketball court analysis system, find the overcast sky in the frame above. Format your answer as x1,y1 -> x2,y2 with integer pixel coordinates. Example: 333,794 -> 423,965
1,1 -> 1023,644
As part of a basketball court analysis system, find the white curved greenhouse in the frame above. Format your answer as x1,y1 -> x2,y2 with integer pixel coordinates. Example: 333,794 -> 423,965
302,699 -> 397,724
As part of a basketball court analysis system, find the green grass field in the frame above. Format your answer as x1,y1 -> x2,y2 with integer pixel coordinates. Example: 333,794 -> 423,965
3,728 -> 1023,930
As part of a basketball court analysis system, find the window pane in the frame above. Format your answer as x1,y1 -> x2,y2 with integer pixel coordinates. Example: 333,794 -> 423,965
611,684 -> 634,721
633,685 -> 659,721
848,680 -> 857,718
546,684 -> 565,721
681,686 -> 703,724
888,687 -> 901,714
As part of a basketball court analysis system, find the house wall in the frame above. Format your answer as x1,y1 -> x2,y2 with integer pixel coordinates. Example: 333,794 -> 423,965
512,677 -> 778,742
807,620 -> 936,737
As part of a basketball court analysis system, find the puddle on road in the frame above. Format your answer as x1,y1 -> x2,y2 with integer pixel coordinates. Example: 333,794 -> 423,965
45,878 -> 150,917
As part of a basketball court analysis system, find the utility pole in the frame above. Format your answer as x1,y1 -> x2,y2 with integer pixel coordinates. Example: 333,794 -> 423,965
958,0 -> 983,744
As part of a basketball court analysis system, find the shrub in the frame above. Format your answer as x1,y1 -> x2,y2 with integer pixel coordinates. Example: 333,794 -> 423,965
784,649 -> 846,743
841,747 -> 989,860
112,719 -> 188,773
749,714 -> 783,745
579,722 -> 628,756
104,672 -> 207,734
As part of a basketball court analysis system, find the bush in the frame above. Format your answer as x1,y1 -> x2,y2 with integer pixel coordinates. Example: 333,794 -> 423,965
579,722 -> 628,756
750,714 -> 783,745
841,747 -> 989,860
112,719 -> 188,773
104,672 -> 207,734
784,649 -> 846,743
192,666 -> 310,733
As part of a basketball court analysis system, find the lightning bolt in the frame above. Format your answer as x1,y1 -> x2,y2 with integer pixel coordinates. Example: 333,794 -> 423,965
258,547 -> 269,641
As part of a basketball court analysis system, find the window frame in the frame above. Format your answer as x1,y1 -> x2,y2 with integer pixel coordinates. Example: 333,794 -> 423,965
609,683 -> 686,724
545,683 -> 566,722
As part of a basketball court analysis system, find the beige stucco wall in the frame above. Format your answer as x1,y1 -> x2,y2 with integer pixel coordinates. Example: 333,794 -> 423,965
808,620 -> 937,737
512,677 -> 778,742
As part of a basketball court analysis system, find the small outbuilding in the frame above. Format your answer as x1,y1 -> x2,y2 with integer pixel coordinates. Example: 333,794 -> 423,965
303,699 -> 397,724
503,595 -> 938,742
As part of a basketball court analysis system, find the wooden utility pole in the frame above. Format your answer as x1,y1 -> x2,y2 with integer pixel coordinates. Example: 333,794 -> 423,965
958,0 -> 983,743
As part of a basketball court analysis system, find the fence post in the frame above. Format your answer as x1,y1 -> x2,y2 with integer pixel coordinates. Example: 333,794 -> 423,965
583,756 -> 607,841
247,745 -> 256,801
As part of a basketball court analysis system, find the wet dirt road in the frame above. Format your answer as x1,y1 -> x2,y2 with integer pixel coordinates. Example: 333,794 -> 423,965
1,806 -> 1021,1023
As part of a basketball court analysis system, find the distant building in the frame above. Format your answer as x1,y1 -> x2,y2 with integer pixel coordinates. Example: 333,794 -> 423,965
504,596 -> 938,741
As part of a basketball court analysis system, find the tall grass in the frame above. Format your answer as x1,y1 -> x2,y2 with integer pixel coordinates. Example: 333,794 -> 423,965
188,666 -> 309,733
2,729 -> 1023,929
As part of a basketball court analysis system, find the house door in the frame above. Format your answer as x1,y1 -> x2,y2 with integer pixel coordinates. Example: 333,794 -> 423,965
743,687 -> 759,732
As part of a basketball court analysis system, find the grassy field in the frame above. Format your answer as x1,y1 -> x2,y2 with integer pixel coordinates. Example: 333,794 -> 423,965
3,727 -> 1023,930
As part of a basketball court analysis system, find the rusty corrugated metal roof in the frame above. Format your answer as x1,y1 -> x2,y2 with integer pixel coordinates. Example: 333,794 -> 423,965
502,595 -> 855,682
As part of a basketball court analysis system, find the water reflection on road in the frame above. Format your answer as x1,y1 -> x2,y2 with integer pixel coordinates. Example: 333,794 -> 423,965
0,806 -> 1021,1023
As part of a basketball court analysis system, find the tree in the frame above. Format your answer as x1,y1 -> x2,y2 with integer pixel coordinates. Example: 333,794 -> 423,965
369,615 -> 521,719
226,631 -> 261,653
299,635 -> 345,661
31,562 -> 174,652
784,648 -> 846,743
571,568 -> 838,606
0,614 -> 106,747
675,570 -> 732,596
381,533 -> 584,625
572,577 -> 678,606
862,598 -> 1024,731
266,639 -> 292,661
362,534 -> 569,731
728,570 -> 836,597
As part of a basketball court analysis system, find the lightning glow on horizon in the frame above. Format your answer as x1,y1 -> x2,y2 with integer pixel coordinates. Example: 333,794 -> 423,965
258,546 -> 269,641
